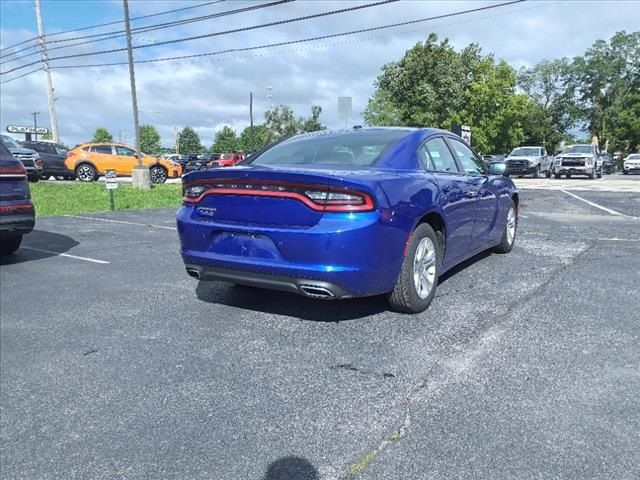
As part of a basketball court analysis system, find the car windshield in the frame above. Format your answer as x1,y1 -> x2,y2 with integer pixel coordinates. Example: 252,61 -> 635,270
510,147 -> 540,156
628,154 -> 640,160
0,135 -> 20,149
248,130 -> 408,167
564,145 -> 593,154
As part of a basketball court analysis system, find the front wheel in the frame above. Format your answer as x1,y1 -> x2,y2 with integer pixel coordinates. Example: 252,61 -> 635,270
554,173 -> 561,179
149,165 -> 167,184
0,234 -> 23,256
76,164 -> 97,182
533,166 -> 540,178
545,168 -> 552,178
493,200 -> 517,254
388,223 -> 440,314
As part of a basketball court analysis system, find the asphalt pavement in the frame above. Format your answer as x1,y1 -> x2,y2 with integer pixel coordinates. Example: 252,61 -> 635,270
1,186 -> 639,479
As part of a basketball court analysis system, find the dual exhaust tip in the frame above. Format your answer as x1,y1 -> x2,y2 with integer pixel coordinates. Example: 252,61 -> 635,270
185,267 -> 336,299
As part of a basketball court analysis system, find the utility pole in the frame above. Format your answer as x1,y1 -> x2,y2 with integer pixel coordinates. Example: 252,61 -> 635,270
123,0 -> 150,189
31,112 -> 40,141
34,0 -> 59,144
249,92 -> 254,128
175,127 -> 180,155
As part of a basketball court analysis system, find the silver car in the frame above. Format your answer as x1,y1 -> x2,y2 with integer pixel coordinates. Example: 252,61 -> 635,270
554,144 -> 602,179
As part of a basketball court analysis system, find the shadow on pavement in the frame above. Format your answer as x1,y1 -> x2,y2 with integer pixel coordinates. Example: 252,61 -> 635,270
262,456 -> 318,480
195,280 -> 388,322
0,230 -> 79,266
438,250 -> 492,285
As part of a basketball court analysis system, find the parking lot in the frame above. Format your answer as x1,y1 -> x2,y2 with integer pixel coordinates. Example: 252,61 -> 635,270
1,182 -> 639,479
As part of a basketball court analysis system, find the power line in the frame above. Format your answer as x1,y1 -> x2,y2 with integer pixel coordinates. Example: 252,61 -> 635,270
0,0 -> 226,54
0,67 -> 42,85
0,0 -> 292,65
48,1 -> 526,71
1,0 -> 400,75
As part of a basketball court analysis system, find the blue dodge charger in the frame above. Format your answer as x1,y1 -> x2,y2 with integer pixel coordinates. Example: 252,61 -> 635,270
177,128 -> 518,313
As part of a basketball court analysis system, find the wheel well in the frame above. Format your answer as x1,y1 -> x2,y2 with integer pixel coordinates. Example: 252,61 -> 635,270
150,163 -> 167,171
75,161 -> 98,173
418,212 -> 445,253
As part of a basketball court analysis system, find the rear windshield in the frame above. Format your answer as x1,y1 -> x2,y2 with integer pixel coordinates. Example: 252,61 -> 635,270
248,130 -> 408,167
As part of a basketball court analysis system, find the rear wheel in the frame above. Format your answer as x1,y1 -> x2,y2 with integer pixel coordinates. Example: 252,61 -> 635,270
494,200 -> 517,254
554,173 -> 561,179
149,165 -> 167,184
566,174 -> 572,179
76,164 -> 97,182
545,168 -> 552,178
0,234 -> 22,256
388,223 -> 440,314
597,168 -> 602,179
588,168 -> 595,179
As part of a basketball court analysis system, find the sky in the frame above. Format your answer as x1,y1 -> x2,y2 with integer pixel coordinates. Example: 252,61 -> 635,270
0,0 -> 639,149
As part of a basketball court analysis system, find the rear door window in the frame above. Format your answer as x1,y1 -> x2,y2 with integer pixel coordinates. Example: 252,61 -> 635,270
422,137 -> 459,173
92,145 -> 113,155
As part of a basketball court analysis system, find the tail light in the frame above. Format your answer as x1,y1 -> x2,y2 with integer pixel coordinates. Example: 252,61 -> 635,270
0,164 -> 27,177
66,151 -> 76,158
183,180 -> 375,212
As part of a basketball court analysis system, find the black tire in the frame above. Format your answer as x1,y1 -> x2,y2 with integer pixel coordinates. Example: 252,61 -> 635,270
76,163 -> 98,182
545,168 -> 552,178
28,175 -> 39,183
493,199 -> 517,254
623,170 -> 628,175
387,223 -> 440,314
533,166 -> 540,178
554,173 -> 561,179
0,234 -> 22,256
597,169 -> 602,179
566,174 -> 571,179
588,168 -> 595,180
149,165 -> 167,184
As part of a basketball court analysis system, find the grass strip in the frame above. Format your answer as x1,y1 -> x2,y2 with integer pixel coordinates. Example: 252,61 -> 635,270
30,182 -> 182,217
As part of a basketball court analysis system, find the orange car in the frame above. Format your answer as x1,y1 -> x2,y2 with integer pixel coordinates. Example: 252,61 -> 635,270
65,143 -> 182,184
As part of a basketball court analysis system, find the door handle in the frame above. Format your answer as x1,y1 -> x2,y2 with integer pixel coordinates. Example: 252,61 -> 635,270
466,191 -> 478,198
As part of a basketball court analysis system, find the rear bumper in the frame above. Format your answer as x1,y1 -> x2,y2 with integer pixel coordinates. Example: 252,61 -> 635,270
176,205 -> 406,298
0,202 -> 35,235
184,263 -> 352,298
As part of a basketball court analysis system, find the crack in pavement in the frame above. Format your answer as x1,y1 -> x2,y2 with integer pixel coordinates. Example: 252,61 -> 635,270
340,240 -> 597,479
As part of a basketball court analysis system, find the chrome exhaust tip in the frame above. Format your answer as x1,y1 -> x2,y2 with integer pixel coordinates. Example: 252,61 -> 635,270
186,268 -> 201,279
299,285 -> 335,298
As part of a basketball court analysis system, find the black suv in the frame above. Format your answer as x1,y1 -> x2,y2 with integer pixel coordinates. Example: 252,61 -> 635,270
0,142 -> 35,255
20,140 -> 75,180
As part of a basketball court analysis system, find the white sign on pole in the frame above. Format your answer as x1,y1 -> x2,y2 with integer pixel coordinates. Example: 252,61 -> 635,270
338,97 -> 352,129
105,169 -> 118,189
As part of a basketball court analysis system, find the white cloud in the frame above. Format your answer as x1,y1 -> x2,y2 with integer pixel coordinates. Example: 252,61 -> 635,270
1,0 -> 638,148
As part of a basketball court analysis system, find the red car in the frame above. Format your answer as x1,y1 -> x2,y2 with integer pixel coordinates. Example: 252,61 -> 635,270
207,153 -> 245,168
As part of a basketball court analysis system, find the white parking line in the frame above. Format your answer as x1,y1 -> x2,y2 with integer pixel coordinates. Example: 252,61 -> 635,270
64,214 -> 177,230
561,190 -> 626,217
21,247 -> 110,264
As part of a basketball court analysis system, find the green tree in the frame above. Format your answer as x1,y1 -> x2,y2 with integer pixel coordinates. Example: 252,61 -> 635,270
178,126 -> 202,154
573,31 -> 640,154
211,125 -> 238,152
517,58 -> 579,151
363,90 -> 402,126
238,125 -> 270,152
365,33 -> 531,153
264,105 -> 301,141
92,127 -> 113,143
41,131 -> 53,140
300,106 -> 325,133
264,105 -> 326,141
139,124 -> 161,154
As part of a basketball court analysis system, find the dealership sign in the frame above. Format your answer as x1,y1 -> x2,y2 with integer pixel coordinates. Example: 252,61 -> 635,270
6,125 -> 49,135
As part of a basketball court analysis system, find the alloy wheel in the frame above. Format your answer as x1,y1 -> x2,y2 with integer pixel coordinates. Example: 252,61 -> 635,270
150,167 -> 167,184
506,206 -> 517,245
413,237 -> 437,299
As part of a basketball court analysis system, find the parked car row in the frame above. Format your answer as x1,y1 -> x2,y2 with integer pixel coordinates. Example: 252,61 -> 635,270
0,141 -> 35,256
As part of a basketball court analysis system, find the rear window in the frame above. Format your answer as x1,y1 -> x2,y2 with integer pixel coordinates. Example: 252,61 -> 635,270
248,130 -> 408,167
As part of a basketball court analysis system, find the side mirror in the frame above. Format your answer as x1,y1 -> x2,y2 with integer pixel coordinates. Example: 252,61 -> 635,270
489,162 -> 506,176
